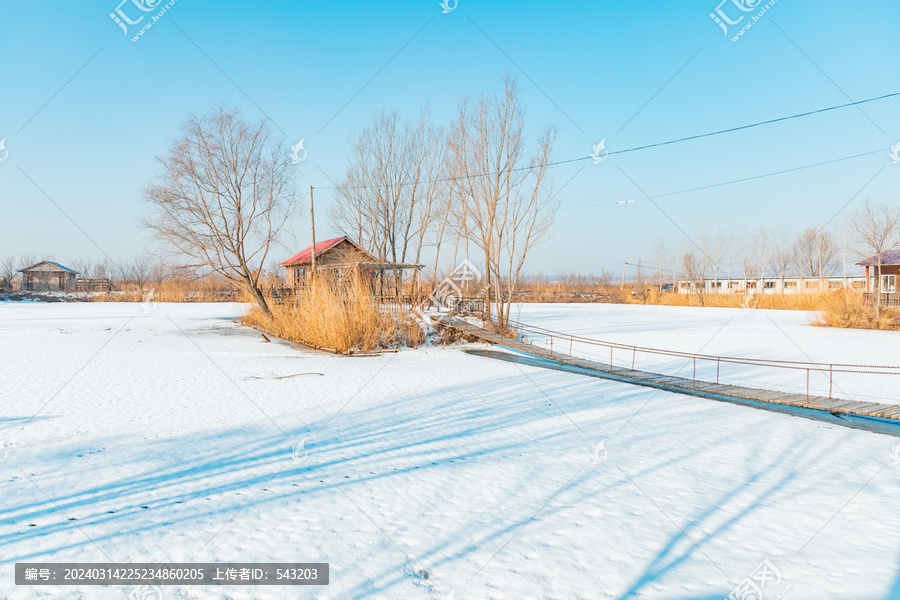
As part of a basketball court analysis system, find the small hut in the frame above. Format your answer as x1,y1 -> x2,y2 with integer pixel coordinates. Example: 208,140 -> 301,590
280,236 -> 423,300
857,250 -> 900,307
20,261 -> 79,292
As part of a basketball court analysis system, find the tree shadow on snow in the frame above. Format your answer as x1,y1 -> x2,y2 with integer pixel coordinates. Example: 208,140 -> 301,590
0,358 -> 897,600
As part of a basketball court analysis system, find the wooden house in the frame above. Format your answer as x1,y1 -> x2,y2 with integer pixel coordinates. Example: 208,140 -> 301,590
20,261 -> 79,292
279,236 -> 423,298
857,250 -> 900,307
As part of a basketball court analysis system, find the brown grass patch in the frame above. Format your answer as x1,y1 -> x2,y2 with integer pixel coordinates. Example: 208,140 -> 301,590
242,273 -> 425,353
84,279 -> 240,303
811,291 -> 900,331
637,289 -> 846,311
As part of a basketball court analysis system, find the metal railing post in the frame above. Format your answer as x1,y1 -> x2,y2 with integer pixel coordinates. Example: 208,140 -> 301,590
806,369 -> 810,403
829,364 -> 833,399
716,357 -> 720,384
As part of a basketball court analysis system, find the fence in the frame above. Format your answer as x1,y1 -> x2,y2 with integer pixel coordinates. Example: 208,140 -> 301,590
449,297 -> 485,316
75,278 -> 112,292
864,293 -> 900,308
476,315 -> 900,403
264,284 -> 424,312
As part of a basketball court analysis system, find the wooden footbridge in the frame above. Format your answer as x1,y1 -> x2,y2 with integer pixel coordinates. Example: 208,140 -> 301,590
440,315 -> 900,436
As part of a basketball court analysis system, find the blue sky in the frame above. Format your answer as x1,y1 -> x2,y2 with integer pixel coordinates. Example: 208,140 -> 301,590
1,0 -> 898,276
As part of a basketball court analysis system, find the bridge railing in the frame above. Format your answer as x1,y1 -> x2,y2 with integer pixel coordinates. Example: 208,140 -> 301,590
462,315 -> 900,403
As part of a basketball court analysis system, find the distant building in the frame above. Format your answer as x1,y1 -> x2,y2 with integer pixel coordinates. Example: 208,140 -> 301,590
857,250 -> 900,307
676,276 -> 865,295
20,261 -> 79,292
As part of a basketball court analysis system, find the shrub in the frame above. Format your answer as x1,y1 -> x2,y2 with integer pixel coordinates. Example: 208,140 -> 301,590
812,290 -> 900,331
243,272 -> 425,353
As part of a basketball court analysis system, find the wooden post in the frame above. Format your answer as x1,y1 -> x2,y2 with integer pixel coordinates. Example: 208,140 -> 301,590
864,265 -> 870,306
309,186 -> 317,273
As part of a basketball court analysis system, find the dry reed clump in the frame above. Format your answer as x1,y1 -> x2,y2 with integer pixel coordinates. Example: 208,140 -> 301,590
243,273 -> 425,353
637,289 -> 855,311
812,290 -> 900,331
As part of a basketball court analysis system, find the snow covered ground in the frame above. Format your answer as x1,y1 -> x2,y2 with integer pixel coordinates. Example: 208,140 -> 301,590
1,302 -> 900,600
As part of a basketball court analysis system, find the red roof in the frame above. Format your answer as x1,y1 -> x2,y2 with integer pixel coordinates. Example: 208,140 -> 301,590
280,236 -> 347,266
857,249 -> 900,266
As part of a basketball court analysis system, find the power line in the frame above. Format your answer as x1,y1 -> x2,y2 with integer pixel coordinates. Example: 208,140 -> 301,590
560,147 -> 886,210
319,91 -> 900,191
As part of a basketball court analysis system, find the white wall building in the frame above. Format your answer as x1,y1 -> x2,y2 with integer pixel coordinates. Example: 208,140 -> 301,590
676,276 -> 866,295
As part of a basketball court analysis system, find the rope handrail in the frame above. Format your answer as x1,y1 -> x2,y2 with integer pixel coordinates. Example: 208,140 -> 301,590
467,315 -> 900,377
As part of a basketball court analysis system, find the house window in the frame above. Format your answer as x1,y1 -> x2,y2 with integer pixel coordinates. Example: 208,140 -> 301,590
883,274 -> 896,293
764,281 -> 775,289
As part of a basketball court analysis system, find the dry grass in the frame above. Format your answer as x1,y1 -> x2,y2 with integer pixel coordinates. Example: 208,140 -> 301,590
636,289 -> 840,311
84,279 -> 240,303
511,276 -> 615,303
508,279 -> 848,311
812,291 -> 900,331
243,273 -> 425,353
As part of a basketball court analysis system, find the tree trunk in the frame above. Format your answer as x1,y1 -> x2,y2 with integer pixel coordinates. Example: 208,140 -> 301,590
483,249 -> 492,320
244,277 -> 272,320
875,263 -> 882,320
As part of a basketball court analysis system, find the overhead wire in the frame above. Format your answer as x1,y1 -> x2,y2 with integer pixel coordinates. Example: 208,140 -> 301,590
316,91 -> 900,191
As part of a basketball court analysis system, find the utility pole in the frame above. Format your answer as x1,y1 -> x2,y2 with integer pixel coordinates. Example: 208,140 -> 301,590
309,185 -> 317,273
621,262 -> 626,290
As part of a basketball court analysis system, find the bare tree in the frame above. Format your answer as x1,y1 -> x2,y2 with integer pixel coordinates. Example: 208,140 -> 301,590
330,107 -> 446,268
129,253 -> 154,292
448,75 -> 558,326
18,252 -> 38,271
151,260 -> 169,289
115,261 -> 132,291
71,258 -> 94,279
653,239 -> 668,291
714,228 -> 732,285
0,256 -> 17,290
739,228 -> 757,281
850,200 -> 900,318
93,258 -> 115,280
682,251 -> 707,306
142,107 -> 297,318
793,228 -> 839,279
751,226 -> 772,279
771,228 -> 794,282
